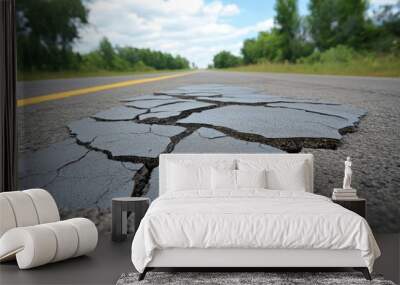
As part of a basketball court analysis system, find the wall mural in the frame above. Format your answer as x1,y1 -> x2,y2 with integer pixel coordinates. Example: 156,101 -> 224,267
20,83 -> 399,233
16,0 -> 400,235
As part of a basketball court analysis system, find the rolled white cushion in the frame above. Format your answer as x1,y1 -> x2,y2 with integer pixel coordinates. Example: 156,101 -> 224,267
0,218 -> 98,269
66,218 -> 98,257
23,189 -> 60,224
0,226 -> 57,269
43,221 -> 79,262
0,191 -> 39,227
0,196 -> 17,237
0,189 -> 59,238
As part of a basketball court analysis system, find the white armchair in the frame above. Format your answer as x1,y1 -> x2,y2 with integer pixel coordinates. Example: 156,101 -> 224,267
0,189 -> 98,269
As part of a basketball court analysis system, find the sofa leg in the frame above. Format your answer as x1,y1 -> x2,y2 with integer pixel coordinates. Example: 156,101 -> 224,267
138,268 -> 148,281
354,267 -> 371,280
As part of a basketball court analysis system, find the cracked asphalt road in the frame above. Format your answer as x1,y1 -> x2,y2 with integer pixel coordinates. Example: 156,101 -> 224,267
17,71 -> 400,233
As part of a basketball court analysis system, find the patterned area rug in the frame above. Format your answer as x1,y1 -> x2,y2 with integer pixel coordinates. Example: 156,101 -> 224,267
116,272 -> 395,285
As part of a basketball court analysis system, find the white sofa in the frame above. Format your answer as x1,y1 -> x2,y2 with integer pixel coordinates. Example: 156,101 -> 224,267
0,189 -> 98,269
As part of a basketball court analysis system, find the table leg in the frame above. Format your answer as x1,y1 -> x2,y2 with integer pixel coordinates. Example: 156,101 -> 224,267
134,202 -> 149,233
112,202 -> 123,241
122,210 -> 127,236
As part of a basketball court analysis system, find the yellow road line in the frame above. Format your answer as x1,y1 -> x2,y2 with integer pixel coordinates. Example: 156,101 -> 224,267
17,72 -> 193,107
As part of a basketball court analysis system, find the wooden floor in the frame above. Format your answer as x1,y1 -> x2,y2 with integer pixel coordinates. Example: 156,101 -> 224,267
0,233 -> 398,285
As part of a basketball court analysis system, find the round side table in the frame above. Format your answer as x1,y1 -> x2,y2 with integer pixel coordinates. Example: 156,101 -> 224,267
112,197 -> 150,242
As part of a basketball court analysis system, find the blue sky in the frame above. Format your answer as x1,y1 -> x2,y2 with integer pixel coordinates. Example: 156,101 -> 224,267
212,0 -> 310,45
75,0 -> 396,68
218,0 -> 309,26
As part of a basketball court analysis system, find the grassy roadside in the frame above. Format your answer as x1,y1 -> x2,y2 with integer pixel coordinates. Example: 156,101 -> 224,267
220,56 -> 400,77
18,69 -> 192,81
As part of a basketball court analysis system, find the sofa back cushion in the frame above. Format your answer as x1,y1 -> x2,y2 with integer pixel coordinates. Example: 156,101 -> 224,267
0,189 -> 60,238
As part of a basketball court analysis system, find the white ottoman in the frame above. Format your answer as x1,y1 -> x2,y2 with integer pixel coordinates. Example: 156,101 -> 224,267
0,189 -> 98,269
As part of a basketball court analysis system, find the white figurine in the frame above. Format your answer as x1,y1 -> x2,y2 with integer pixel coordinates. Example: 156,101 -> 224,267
343,156 -> 352,189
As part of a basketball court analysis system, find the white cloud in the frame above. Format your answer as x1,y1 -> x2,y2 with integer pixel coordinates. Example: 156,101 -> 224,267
74,0 -> 274,67
203,2 -> 240,17
370,0 -> 398,5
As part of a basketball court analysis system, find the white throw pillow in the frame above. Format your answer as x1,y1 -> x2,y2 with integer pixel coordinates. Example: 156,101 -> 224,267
211,168 -> 267,191
267,161 -> 306,191
211,168 -> 236,190
168,162 -> 210,191
238,159 -> 307,191
167,160 -> 235,192
236,169 -> 267,189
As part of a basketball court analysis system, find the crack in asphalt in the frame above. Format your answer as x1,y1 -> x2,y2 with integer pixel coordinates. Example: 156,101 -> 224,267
125,100 -> 186,110
65,86 -> 366,199
42,149 -> 92,189
154,91 -> 223,98
93,174 -> 133,206
197,131 -> 228,140
120,161 -> 142,172
265,105 -> 359,121
175,122 -> 339,152
137,104 -> 219,124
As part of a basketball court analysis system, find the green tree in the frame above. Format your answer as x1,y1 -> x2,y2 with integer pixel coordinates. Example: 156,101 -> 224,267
274,0 -> 300,62
308,0 -> 369,50
213,51 -> 241,68
117,47 -> 141,66
371,2 -> 400,52
241,39 -> 259,64
255,31 -> 283,61
83,43 -> 190,71
98,37 -> 116,70
241,32 -> 283,64
377,1 -> 400,37
16,0 -> 88,71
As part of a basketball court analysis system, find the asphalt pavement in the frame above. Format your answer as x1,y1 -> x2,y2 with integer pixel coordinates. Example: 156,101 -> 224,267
17,70 -> 400,233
